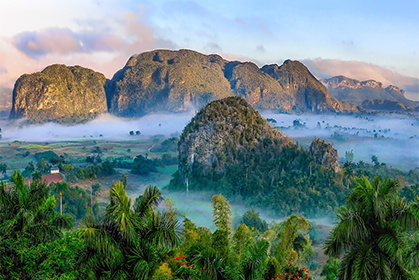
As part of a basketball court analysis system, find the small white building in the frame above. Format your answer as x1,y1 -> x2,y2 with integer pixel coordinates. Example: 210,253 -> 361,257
50,167 -> 60,174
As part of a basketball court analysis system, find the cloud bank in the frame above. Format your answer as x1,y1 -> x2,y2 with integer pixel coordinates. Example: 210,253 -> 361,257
0,7 -> 177,87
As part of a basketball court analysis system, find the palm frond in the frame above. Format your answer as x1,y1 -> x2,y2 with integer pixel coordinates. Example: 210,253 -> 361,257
133,184 -> 162,217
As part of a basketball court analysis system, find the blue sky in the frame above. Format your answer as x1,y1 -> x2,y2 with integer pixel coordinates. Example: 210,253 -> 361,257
0,0 -> 418,99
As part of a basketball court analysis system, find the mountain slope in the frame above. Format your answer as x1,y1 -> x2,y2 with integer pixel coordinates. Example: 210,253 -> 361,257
170,96 -> 345,216
107,49 -> 233,117
10,64 -> 107,123
323,75 -> 419,111
8,50 -> 364,124
108,49 -> 354,117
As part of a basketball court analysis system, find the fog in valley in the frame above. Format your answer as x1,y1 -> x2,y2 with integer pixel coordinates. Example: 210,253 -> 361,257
1,111 -> 417,170
1,111 -> 417,232
0,112 -> 195,141
263,112 -> 419,170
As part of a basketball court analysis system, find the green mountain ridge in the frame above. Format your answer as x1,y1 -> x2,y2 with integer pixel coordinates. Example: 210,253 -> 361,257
170,96 -> 345,216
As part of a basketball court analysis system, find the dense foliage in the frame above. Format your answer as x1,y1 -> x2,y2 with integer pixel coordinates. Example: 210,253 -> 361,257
0,171 -> 73,279
171,97 -> 346,217
0,170 -> 418,279
325,176 -> 419,279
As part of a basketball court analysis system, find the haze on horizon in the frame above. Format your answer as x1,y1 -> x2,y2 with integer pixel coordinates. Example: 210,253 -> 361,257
0,111 -> 417,171
0,0 -> 418,100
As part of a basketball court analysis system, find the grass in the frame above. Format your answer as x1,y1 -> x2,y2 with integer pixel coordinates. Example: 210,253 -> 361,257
157,165 -> 178,174
18,144 -> 51,149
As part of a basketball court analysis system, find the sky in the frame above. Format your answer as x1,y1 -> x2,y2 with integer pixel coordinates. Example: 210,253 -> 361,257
0,0 -> 418,100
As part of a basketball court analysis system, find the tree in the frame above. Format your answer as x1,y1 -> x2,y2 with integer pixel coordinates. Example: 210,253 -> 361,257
131,155 -> 157,175
371,155 -> 379,166
78,183 -> 180,279
325,176 -> 419,279
274,215 -> 313,268
0,171 -> 73,279
0,163 -> 6,176
22,161 -> 35,177
211,194 -> 232,234
241,210 -> 268,232
232,223 -> 253,263
37,158 -> 51,173
121,173 -> 127,188
88,172 -> 95,208
240,238 -> 269,280
344,150 -> 354,162
51,181 -> 70,215
92,183 -> 101,196
0,171 -> 72,243
321,257 -> 339,280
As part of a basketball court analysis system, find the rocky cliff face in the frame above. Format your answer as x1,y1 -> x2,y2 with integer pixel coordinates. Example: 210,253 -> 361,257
107,49 -> 233,117
8,50 -> 364,124
261,60 -> 336,112
10,64 -> 107,123
323,75 -> 418,111
309,138 -> 340,173
108,49 -> 355,117
224,61 -> 294,111
178,96 -> 292,179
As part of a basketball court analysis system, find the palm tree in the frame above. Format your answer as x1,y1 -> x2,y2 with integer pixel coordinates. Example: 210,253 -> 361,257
0,170 -> 72,244
325,176 -> 419,279
51,182 -> 69,215
240,239 -> 269,280
1,171 -> 73,278
78,182 -> 180,279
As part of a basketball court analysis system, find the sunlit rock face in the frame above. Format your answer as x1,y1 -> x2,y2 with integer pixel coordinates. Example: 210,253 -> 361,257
309,138 -> 340,173
261,60 -> 337,112
107,49 -> 355,117
106,49 -> 233,117
10,64 -> 107,124
323,75 -> 419,111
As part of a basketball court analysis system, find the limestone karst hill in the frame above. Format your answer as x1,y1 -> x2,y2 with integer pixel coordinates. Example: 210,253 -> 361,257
10,49 -> 358,123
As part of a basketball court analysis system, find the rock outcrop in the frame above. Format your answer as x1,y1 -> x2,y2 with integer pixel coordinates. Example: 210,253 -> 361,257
107,49 -> 233,117
171,96 -> 343,216
178,96 -> 293,179
107,49 -> 356,117
309,138 -> 340,173
261,60 -> 332,112
10,64 -> 107,123
323,75 -> 419,111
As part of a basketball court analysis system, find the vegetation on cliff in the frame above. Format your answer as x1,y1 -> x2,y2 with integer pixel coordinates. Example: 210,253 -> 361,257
323,75 -> 419,111
107,49 -> 233,117
10,64 -> 107,124
170,97 -> 345,216
107,49 -> 353,117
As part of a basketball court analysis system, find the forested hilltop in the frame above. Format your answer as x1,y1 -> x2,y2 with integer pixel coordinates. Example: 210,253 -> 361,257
170,97 -> 345,216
